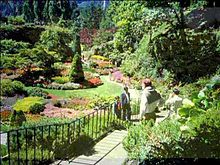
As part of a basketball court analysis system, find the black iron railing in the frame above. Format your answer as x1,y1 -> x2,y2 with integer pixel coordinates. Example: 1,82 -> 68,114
0,106 -> 124,165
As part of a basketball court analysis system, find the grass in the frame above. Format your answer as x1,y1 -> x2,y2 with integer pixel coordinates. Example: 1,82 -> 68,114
43,76 -> 123,99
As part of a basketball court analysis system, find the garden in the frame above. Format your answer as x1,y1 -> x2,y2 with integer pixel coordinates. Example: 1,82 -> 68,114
0,0 -> 220,164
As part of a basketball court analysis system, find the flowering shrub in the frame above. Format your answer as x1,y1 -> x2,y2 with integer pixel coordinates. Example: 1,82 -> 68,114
43,82 -> 82,90
88,78 -> 103,86
112,71 -> 123,82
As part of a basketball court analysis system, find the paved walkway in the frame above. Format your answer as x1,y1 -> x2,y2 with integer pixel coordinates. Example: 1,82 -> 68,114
52,130 -> 128,165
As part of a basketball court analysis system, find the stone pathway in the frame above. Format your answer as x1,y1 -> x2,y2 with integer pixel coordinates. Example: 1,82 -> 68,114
52,130 -> 128,165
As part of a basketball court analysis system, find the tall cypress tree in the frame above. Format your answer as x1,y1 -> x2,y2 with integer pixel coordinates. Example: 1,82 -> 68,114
33,0 -> 40,22
61,0 -> 72,20
23,0 -> 34,22
69,0 -> 84,83
48,0 -> 60,23
43,0 -> 49,23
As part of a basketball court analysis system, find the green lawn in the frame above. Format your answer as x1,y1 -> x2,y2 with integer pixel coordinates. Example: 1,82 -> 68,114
44,76 -> 123,99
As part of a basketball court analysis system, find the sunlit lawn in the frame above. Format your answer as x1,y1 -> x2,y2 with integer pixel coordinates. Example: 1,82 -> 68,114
43,76 -> 123,99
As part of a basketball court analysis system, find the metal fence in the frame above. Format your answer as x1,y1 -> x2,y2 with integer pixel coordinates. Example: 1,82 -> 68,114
0,106 -> 125,165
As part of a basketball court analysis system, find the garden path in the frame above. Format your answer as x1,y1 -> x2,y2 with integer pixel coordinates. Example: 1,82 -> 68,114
51,130 -> 128,165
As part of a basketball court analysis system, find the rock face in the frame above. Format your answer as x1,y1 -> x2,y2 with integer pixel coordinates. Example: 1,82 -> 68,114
0,25 -> 45,44
186,7 -> 220,29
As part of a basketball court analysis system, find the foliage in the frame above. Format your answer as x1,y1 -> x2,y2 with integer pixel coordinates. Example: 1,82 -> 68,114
10,110 -> 26,126
80,3 -> 103,29
52,76 -> 70,84
88,95 -> 114,109
178,75 -> 220,119
29,103 -> 45,114
92,29 -> 114,47
0,39 -> 30,54
39,26 -> 73,62
26,87 -> 49,99
124,76 -> 220,162
0,110 -> 12,121
13,97 -> 45,113
22,0 -> 34,23
0,144 -> 8,157
90,55 -> 110,61
18,45 -> 55,71
124,109 -> 220,162
7,16 -> 25,25
69,53 -> 85,83
152,29 -> 219,82
87,78 -> 103,87
0,79 -> 26,97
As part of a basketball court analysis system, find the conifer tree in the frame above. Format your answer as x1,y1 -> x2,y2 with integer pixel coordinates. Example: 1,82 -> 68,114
43,0 -> 49,23
33,0 -> 40,22
61,0 -> 72,20
23,0 -> 34,22
69,0 -> 84,83
48,0 -> 60,23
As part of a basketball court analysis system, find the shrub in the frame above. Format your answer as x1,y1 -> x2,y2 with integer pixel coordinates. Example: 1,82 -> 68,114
8,16 -> 25,25
182,109 -> 220,158
13,97 -> 45,113
26,87 -> 49,98
88,78 -> 103,86
1,79 -> 14,96
12,80 -> 25,94
0,110 -> 12,121
29,103 -> 45,114
91,55 -> 110,61
0,144 -> 7,157
52,76 -> 69,84
0,79 -> 25,96
69,53 -> 85,83
10,110 -> 26,126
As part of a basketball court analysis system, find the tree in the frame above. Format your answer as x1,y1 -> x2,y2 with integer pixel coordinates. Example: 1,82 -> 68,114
43,0 -> 49,23
48,0 -> 60,23
69,53 -> 84,83
33,0 -> 40,22
22,0 -> 34,22
60,0 -> 72,20
69,1 -> 84,83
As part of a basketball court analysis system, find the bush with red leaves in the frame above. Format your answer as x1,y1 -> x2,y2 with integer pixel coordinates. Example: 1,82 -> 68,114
88,78 -> 103,86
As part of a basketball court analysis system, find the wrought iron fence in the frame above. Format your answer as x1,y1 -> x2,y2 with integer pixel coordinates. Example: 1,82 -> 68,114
0,105 -> 125,165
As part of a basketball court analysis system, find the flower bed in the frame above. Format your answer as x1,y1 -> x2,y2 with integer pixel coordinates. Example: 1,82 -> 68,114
42,103 -> 95,118
42,82 -> 82,90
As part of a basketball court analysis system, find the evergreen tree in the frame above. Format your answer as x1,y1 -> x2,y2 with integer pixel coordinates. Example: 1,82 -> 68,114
61,0 -> 72,20
48,0 -> 60,23
69,0 -> 84,83
23,0 -> 34,22
71,0 -> 79,21
33,0 -> 40,22
43,0 -> 49,23
69,53 -> 84,83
